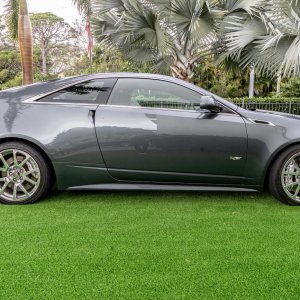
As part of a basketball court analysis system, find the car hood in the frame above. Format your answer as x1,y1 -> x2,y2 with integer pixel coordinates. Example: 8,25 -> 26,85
255,109 -> 300,120
237,107 -> 300,124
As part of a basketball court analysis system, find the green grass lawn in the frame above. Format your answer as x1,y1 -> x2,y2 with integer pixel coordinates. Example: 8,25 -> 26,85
1,191 -> 300,299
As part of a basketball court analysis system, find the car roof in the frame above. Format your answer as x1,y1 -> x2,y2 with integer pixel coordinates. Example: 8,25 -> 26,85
91,72 -> 175,80
0,72 -> 238,111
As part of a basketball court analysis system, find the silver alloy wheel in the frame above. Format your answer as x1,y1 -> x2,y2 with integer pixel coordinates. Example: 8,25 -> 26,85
0,149 -> 41,202
281,152 -> 300,202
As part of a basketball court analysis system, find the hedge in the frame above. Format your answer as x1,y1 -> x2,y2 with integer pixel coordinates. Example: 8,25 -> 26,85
229,97 -> 300,103
229,97 -> 300,115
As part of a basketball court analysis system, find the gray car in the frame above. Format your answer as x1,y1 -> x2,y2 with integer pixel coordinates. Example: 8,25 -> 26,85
0,73 -> 299,205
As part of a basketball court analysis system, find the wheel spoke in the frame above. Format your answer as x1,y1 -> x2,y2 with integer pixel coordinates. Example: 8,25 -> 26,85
284,171 -> 300,176
24,176 -> 39,186
293,185 -> 300,199
13,150 -> 19,167
24,168 -> 39,176
285,182 -> 298,188
291,159 -> 300,172
0,182 -> 9,195
18,184 -> 29,197
18,156 -> 30,168
0,154 -> 9,171
12,184 -> 17,201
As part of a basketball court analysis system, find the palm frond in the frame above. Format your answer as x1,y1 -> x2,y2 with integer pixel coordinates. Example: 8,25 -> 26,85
72,0 -> 92,17
92,0 -> 124,14
224,16 -> 267,57
166,0 -> 216,50
249,2 -> 300,78
281,36 -> 300,76
223,0 -> 265,15
92,11 -> 122,48
4,0 -> 19,40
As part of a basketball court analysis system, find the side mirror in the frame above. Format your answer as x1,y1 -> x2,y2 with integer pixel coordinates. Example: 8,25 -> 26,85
199,96 -> 222,113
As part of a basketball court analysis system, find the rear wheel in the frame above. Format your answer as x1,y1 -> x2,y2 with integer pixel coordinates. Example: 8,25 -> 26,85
269,145 -> 300,205
0,142 -> 52,204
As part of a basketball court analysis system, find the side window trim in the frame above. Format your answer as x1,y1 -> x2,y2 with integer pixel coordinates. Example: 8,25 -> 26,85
106,77 -> 235,114
100,104 -> 202,114
107,78 -> 205,111
106,77 -> 240,116
29,78 -> 117,105
100,103 -> 235,115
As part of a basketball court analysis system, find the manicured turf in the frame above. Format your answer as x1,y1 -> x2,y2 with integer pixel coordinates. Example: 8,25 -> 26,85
1,191 -> 300,299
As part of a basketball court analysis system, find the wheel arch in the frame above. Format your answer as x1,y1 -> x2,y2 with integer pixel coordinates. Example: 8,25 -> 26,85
0,136 -> 56,183
263,140 -> 300,190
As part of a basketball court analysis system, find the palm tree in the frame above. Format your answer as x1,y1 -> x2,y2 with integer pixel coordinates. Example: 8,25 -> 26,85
72,0 -> 92,17
221,0 -> 300,94
256,1 -> 300,81
91,0 -> 217,82
214,0 -> 268,98
4,0 -> 33,85
77,0 -> 300,89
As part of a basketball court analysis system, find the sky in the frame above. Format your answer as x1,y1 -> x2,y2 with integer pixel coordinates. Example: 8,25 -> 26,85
0,0 -> 82,24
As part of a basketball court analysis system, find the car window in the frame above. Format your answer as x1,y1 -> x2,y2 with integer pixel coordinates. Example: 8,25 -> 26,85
38,78 -> 116,104
108,78 -> 204,111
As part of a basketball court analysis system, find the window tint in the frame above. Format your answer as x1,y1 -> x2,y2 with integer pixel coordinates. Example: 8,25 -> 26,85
108,78 -> 204,111
38,78 -> 116,104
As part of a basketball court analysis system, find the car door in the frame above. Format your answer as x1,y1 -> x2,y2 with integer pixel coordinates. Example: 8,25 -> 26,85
35,78 -> 116,165
95,78 -> 248,185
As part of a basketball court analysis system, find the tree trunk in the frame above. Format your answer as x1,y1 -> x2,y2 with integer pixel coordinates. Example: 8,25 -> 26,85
170,64 -> 194,82
18,0 -> 33,85
248,67 -> 255,99
170,54 -> 194,82
41,48 -> 47,74
276,74 -> 281,95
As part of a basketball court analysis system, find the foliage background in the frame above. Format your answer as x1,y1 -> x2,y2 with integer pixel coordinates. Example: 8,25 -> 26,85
1,3 -> 300,100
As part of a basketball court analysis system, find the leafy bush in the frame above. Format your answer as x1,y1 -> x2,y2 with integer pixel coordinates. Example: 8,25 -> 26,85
0,75 -> 22,90
34,73 -> 58,82
280,78 -> 300,98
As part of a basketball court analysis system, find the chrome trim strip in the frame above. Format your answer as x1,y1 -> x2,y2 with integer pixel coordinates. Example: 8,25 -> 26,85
98,104 -> 239,115
22,101 -> 98,107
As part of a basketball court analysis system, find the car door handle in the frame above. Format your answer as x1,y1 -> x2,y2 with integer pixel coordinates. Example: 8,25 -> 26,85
88,109 -> 96,124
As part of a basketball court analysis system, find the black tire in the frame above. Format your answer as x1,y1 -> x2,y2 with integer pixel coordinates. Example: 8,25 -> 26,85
269,145 -> 300,205
0,141 -> 52,204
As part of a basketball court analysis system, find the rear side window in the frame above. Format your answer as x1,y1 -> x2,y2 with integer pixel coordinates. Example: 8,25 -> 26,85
38,78 -> 116,104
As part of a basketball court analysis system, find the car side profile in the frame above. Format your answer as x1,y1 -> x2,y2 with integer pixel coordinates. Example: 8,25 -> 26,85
0,73 -> 300,205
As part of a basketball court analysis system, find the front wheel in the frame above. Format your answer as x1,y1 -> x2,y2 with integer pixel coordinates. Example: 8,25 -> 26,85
0,142 -> 52,204
269,145 -> 300,205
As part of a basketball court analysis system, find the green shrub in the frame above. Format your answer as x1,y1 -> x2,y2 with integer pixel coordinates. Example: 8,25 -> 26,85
0,74 -> 22,90
229,97 -> 300,103
280,78 -> 300,98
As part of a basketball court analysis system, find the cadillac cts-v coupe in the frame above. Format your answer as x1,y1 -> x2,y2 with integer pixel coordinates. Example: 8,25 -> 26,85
0,73 -> 299,205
